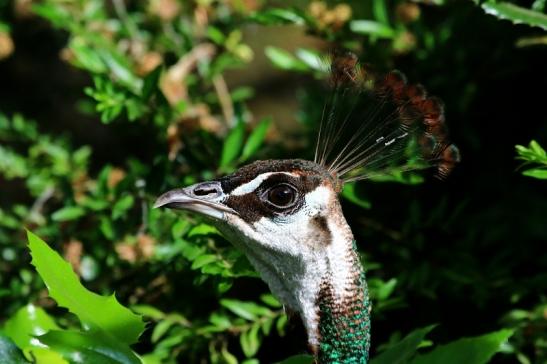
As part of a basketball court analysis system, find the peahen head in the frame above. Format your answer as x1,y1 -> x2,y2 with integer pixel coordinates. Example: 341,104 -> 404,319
154,52 -> 460,364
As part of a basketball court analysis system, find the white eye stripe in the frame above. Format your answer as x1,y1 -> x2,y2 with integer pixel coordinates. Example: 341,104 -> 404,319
230,172 -> 299,196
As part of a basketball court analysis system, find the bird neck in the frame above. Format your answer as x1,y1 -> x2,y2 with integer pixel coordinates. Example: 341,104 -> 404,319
313,240 -> 371,364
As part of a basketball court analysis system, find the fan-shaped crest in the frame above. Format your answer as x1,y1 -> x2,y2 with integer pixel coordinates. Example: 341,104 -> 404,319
314,51 -> 460,182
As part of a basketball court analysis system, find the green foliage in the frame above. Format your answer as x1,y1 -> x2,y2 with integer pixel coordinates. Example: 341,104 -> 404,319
516,140 -> 547,179
410,329 -> 513,364
479,1 -> 547,30
27,230 -> 145,345
0,0 -> 545,363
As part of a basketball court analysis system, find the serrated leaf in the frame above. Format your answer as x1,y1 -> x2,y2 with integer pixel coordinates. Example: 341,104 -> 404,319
265,46 -> 309,72
3,304 -> 60,349
371,325 -> 436,364
51,206 -> 85,222
240,117 -> 271,162
410,329 -> 513,364
27,231 -> 145,345
37,330 -> 141,364
350,20 -> 396,38
481,1 -> 547,30
220,121 -> 245,168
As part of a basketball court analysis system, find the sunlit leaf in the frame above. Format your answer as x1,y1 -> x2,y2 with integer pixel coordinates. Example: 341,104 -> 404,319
3,304 -> 60,349
350,20 -> 396,38
37,330 -> 141,364
27,231 -> 145,345
265,46 -> 309,72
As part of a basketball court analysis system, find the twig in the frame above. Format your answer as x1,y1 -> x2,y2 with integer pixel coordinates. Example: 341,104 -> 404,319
212,75 -> 234,127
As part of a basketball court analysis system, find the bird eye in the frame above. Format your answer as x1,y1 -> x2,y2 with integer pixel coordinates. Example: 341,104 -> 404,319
266,184 -> 297,208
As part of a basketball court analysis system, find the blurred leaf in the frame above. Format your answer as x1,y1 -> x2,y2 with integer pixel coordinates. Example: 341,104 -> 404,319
350,20 -> 396,38
240,117 -> 271,162
481,1 -> 547,30
277,354 -> 314,364
250,8 -> 307,25
411,329 -> 514,364
220,299 -> 271,321
295,48 -> 326,72
373,0 -> 390,25
0,335 -> 31,363
27,231 -> 145,345
371,325 -> 436,364
220,121 -> 245,168
240,323 -> 260,358
51,206 -> 85,222
3,304 -> 60,349
265,46 -> 309,72
37,330 -> 141,364
522,168 -> 547,179
112,194 -> 135,220
342,183 -> 372,209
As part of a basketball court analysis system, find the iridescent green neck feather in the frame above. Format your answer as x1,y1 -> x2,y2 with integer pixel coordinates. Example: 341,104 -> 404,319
316,242 -> 371,364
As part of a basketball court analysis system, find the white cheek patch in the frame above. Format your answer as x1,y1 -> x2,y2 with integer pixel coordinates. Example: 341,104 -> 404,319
230,172 -> 299,196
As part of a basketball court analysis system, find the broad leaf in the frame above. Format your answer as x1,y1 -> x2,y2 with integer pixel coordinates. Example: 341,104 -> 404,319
371,325 -> 436,364
3,304 -> 60,349
27,230 -> 145,345
410,329 -> 513,364
37,330 -> 141,364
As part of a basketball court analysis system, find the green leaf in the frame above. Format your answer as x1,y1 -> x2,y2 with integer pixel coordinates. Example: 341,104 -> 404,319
112,194 -> 135,220
522,168 -> 547,179
51,206 -> 85,222
191,254 -> 218,269
265,46 -> 309,72
371,325 -> 436,364
410,329 -> 513,364
481,1 -> 547,30
240,323 -> 261,358
350,20 -> 396,38
37,330 -> 141,364
0,335 -> 31,363
277,354 -> 314,364
295,48 -> 326,72
240,117 -> 271,162
342,183 -> 372,209
372,0 -> 390,25
220,299 -> 270,321
3,304 -> 60,349
220,121 -> 245,168
27,230 -> 145,345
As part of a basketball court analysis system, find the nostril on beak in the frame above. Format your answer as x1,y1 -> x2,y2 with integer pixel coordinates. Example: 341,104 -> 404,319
192,182 -> 222,198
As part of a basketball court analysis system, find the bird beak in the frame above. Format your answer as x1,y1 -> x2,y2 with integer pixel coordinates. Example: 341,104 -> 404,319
153,181 -> 237,220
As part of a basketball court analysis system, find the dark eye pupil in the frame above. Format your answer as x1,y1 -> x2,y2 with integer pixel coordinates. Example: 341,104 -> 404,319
268,185 -> 295,207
